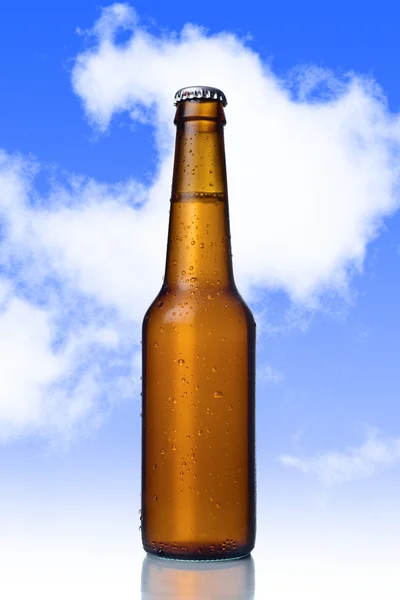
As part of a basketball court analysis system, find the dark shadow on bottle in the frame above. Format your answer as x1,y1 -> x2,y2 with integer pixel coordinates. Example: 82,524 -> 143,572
141,553 -> 255,599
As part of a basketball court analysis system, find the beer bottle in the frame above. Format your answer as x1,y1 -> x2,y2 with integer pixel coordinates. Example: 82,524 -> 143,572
141,86 -> 256,560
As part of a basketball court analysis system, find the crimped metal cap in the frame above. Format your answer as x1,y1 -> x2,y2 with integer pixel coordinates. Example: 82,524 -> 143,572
174,86 -> 227,107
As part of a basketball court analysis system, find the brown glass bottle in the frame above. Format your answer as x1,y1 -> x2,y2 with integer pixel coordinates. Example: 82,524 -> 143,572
141,86 -> 256,561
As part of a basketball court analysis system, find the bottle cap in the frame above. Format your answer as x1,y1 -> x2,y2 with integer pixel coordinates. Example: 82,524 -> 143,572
174,86 -> 227,107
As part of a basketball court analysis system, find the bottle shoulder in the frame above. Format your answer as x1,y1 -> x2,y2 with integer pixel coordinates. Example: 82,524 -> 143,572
143,286 -> 256,329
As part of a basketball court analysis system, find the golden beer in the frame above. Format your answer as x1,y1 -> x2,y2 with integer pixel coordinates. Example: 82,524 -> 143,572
141,86 -> 256,560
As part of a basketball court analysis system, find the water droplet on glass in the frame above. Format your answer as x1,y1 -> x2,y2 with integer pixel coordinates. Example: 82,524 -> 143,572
181,270 -> 186,276
154,342 -> 159,347
216,503 -> 221,509
210,497 -> 214,502
212,366 -> 216,372
153,464 -> 157,470
209,182 -> 214,187
157,548 -> 164,556
178,359 -> 185,366
161,448 -> 165,455
157,301 -> 163,308
191,240 -> 195,245
214,391 -> 223,399
190,277 -> 197,282
199,243 -> 204,249
181,377 -> 186,383
198,429 -> 203,436
154,495 -> 158,501
172,444 -> 176,451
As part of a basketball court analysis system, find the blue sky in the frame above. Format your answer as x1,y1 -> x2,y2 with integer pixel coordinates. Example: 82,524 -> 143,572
1,1 -> 400,597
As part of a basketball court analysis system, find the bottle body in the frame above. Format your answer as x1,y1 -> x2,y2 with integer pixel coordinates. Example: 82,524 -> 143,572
141,92 -> 256,560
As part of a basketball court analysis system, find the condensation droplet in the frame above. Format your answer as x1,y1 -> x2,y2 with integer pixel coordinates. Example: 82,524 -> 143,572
154,342 -> 159,347
181,377 -> 186,383
198,429 -> 203,436
157,301 -> 163,308
212,366 -> 217,372
172,444 -> 176,451
199,243 -> 204,249
153,464 -> 157,470
178,359 -> 185,366
161,448 -> 165,455
216,503 -> 221,509
191,240 -> 195,245
214,391 -> 223,399
154,495 -> 158,501
181,270 -> 186,276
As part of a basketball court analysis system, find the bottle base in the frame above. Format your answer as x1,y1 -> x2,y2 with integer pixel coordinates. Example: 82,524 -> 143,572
147,550 -> 251,563
143,539 -> 254,562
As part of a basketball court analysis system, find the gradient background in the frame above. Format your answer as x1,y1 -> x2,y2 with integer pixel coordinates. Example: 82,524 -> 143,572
1,1 -> 400,598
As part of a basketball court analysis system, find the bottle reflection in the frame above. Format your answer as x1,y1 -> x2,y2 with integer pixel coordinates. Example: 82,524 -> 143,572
141,554 -> 255,600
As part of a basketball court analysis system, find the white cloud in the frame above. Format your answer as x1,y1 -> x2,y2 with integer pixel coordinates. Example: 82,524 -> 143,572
72,3 -> 400,306
280,429 -> 400,485
0,154 -> 142,444
257,362 -> 284,384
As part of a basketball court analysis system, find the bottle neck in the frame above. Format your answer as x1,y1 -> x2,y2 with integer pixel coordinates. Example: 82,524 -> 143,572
164,101 -> 234,292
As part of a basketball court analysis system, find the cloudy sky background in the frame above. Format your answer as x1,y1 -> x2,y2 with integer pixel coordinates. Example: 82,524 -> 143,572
1,1 -> 400,597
